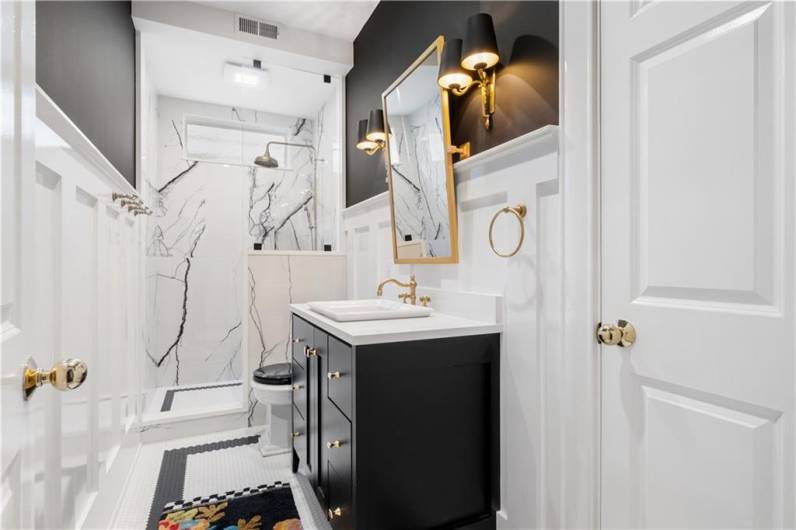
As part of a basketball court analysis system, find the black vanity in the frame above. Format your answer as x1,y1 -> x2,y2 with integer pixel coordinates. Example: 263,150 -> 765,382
290,306 -> 501,529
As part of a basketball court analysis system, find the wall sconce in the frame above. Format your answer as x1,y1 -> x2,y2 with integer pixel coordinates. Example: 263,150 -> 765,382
356,109 -> 387,155
437,13 -> 499,130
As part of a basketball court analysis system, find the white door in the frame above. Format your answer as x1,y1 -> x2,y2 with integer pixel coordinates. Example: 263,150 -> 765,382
2,3 -> 143,528
1,2 -> 42,528
601,1 -> 794,528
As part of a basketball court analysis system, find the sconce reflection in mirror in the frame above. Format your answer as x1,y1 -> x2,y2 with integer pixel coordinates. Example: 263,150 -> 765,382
437,13 -> 499,130
356,109 -> 387,156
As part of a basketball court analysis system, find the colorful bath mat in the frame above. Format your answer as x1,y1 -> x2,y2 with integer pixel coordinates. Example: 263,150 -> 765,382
158,481 -> 302,530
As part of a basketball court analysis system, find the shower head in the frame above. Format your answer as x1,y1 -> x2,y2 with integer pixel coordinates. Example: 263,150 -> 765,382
254,145 -> 279,168
253,141 -> 316,169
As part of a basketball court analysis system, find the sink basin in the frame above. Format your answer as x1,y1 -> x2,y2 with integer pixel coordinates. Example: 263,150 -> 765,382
307,299 -> 433,322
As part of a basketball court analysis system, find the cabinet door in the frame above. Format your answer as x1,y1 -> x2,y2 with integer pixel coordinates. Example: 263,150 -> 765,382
292,359 -> 307,422
292,404 -> 307,468
327,336 -> 353,420
324,400 -> 353,530
292,316 -> 312,370
307,326 -> 328,489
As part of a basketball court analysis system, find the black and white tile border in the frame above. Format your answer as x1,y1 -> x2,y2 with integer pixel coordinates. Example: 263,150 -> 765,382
146,435 -> 259,530
161,481 -> 291,513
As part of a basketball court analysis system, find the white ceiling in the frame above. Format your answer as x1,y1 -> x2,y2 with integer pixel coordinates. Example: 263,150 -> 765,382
142,21 -> 340,118
197,1 -> 378,42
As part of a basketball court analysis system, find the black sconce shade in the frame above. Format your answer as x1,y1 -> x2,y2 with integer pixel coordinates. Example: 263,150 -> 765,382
461,13 -> 499,71
366,109 -> 387,142
438,38 -> 473,90
356,119 -> 377,150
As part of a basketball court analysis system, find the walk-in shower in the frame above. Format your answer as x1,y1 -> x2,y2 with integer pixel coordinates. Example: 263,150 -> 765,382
138,22 -> 343,436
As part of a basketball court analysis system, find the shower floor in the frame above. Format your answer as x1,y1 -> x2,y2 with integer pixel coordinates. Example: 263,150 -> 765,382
142,381 -> 244,424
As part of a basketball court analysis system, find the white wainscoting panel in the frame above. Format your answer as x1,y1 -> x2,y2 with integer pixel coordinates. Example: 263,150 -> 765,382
33,89 -> 145,530
342,126 -> 560,529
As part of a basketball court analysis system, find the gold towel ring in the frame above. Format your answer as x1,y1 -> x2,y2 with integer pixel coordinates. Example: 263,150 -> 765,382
489,204 -> 527,258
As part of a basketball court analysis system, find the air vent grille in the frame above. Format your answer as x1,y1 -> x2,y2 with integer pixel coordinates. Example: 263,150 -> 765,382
235,14 -> 278,40
259,22 -> 278,39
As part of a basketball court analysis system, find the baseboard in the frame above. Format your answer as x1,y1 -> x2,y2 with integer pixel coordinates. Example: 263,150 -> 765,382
81,436 -> 142,529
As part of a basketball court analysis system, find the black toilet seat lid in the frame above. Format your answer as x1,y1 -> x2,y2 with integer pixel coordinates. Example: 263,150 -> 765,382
253,363 -> 292,385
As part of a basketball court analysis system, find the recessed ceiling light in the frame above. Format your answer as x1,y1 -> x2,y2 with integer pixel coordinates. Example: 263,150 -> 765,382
223,62 -> 270,87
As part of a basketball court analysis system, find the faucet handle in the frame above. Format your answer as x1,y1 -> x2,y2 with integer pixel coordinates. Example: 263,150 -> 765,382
398,293 -> 411,303
419,295 -> 431,307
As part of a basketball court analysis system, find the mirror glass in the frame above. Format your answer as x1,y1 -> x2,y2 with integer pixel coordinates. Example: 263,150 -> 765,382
383,37 -> 458,263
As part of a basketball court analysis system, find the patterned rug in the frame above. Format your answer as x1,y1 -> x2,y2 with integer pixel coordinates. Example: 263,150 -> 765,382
158,481 -> 302,530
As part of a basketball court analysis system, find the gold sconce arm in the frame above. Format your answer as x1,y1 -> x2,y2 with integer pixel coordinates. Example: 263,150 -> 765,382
447,142 -> 471,160
476,68 -> 496,130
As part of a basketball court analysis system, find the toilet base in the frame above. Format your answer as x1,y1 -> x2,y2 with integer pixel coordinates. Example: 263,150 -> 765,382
255,400 -> 291,457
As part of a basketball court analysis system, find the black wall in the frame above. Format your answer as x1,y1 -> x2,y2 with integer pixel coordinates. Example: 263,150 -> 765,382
37,1 -> 137,186
345,1 -> 558,206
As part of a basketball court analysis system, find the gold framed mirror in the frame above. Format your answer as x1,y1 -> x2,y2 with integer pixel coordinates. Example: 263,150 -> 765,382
382,36 -> 458,264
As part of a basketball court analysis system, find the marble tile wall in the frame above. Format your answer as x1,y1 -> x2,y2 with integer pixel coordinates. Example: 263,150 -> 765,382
387,92 -> 452,258
143,95 -> 336,390
313,85 -> 341,251
247,254 -> 346,424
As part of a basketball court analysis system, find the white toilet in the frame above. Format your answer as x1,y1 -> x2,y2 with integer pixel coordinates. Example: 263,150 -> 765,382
251,363 -> 293,456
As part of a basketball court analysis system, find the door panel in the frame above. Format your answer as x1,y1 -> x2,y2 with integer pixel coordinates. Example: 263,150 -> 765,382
601,1 -> 795,528
0,2 -> 39,528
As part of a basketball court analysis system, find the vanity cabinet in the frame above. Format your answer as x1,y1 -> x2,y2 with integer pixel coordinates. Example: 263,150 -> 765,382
291,313 -> 500,530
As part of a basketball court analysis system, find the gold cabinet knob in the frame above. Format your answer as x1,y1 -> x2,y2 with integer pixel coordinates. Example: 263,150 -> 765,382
292,383 -> 304,391
292,337 -> 304,344
326,440 -> 342,449
327,371 -> 342,380
596,320 -> 636,347
305,346 -> 318,358
23,357 -> 88,401
292,431 -> 303,438
328,507 -> 342,519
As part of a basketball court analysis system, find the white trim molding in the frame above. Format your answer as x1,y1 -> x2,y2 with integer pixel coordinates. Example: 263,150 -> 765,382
454,124 -> 559,179
35,87 -> 138,195
554,1 -> 601,529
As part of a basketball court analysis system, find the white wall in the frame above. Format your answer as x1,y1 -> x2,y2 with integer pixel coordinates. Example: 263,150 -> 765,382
343,126 -> 562,529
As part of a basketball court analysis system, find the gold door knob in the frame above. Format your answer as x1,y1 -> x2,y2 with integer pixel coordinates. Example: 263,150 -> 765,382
328,507 -> 342,519
23,357 -> 88,400
305,347 -> 318,358
596,320 -> 636,347
327,371 -> 342,380
326,440 -> 343,448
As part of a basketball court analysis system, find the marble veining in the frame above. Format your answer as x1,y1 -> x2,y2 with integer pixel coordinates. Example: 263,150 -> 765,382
247,254 -> 346,426
387,91 -> 452,258
142,92 -> 340,398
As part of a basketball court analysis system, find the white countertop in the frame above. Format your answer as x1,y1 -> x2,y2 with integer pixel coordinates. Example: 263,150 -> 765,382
290,303 -> 502,346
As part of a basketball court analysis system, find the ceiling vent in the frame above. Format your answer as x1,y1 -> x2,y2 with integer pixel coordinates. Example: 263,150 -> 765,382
235,14 -> 279,40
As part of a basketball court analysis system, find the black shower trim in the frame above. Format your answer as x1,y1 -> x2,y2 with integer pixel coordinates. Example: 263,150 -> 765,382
160,382 -> 243,412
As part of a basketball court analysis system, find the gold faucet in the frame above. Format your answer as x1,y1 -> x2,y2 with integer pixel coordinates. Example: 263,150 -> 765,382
376,274 -> 418,305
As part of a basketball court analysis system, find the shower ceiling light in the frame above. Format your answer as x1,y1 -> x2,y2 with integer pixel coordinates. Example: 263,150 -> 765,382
224,62 -> 270,87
